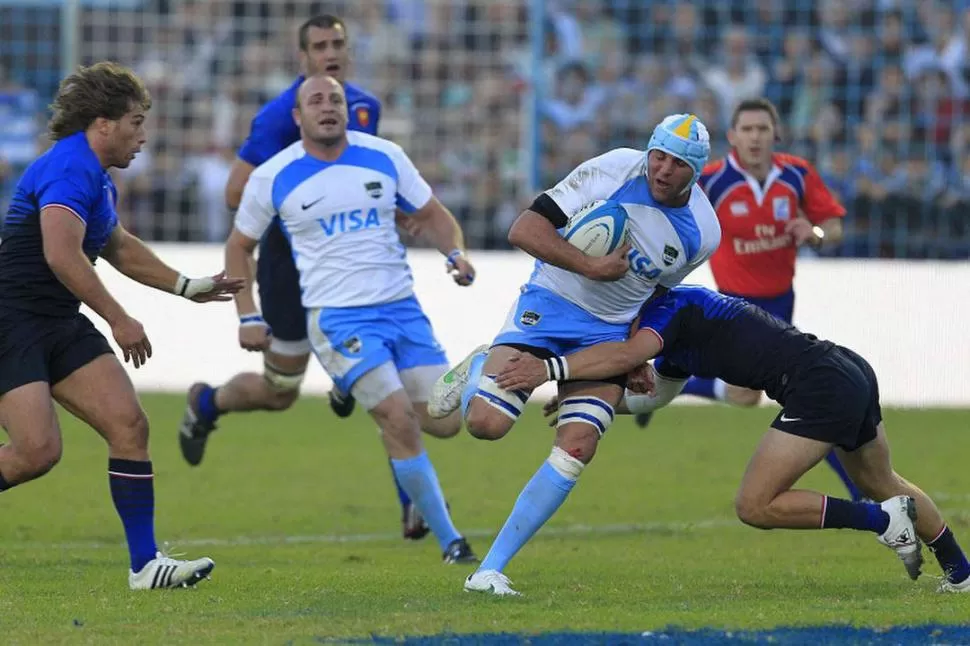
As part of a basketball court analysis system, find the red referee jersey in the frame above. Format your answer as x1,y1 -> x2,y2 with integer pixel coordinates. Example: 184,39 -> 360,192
699,152 -> 845,298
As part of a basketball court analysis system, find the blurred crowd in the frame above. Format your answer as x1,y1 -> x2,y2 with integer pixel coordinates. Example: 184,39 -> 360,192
1,0 -> 968,258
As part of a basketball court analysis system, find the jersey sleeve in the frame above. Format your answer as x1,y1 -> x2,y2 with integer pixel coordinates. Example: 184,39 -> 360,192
37,170 -> 96,224
799,161 -> 846,224
238,106 -> 292,167
234,173 -> 276,241
637,293 -> 683,350
390,145 -> 433,214
543,149 -> 633,219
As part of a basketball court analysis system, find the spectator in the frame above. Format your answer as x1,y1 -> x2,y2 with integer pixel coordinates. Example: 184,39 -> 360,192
702,26 -> 768,126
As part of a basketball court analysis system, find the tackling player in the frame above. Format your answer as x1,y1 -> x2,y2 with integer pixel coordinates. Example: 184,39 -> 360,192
178,14 -> 434,540
0,62 -> 243,589
429,114 -> 721,595
496,285 -> 970,594
636,98 -> 860,502
223,74 -> 477,563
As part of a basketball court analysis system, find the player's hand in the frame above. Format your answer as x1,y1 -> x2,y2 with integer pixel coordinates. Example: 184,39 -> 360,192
626,363 -> 656,395
112,314 -> 152,369
784,218 -> 817,247
543,395 -> 559,427
495,351 -> 548,391
239,321 -> 271,352
446,251 -> 476,287
181,271 -> 246,303
582,242 -> 631,281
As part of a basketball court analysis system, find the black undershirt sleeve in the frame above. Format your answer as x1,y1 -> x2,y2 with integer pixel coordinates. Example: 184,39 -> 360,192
528,193 -> 568,229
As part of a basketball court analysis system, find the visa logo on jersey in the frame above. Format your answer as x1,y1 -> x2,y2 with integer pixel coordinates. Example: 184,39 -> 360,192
317,208 -> 381,236
627,248 -> 662,280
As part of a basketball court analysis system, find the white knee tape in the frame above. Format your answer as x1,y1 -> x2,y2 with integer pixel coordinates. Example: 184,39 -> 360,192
548,446 -> 585,480
557,396 -> 615,437
474,374 -> 528,420
263,363 -> 305,392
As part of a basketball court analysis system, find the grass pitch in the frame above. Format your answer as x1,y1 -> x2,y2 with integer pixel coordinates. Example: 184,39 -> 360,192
1,396 -> 968,644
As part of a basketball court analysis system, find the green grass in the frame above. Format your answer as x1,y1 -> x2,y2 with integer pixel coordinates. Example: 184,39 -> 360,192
1,397 -> 968,644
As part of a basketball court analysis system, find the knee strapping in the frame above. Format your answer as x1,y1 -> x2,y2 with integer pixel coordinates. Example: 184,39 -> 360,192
474,374 -> 528,420
557,396 -> 615,436
263,362 -> 305,392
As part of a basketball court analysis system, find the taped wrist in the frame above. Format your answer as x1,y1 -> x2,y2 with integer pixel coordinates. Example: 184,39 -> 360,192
544,356 -> 570,382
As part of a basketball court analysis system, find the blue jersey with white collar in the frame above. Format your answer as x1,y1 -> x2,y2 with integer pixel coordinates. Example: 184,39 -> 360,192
238,77 -> 381,167
0,132 -> 118,316
639,285 -> 834,401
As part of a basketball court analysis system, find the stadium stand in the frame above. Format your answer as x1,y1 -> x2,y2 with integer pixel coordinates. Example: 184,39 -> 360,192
1,0 -> 968,258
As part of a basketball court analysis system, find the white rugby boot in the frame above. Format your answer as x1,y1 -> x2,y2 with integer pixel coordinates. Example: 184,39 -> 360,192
428,344 -> 488,419
129,551 -> 215,590
938,574 -> 970,593
876,495 -> 923,580
464,569 -> 521,596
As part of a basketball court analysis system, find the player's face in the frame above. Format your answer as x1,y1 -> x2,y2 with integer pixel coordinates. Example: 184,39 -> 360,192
295,76 -> 348,147
728,110 -> 775,168
107,105 -> 147,169
301,25 -> 349,83
647,150 -> 694,204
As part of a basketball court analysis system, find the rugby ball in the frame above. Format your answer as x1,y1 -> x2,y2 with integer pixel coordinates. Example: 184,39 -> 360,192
563,200 -> 629,257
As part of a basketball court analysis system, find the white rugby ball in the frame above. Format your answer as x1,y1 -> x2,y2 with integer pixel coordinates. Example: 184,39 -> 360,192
563,200 -> 630,257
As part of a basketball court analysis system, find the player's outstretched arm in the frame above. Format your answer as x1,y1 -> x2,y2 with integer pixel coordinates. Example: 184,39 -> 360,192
508,209 -> 629,282
100,225 -> 244,302
495,329 -> 662,391
407,196 -> 475,286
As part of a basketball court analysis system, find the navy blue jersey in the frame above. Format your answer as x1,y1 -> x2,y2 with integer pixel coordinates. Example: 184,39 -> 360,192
0,132 -> 118,316
639,285 -> 834,402
237,77 -> 381,167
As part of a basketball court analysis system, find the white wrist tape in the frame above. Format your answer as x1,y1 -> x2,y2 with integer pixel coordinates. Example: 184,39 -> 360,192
544,356 -> 570,382
239,312 -> 265,327
174,274 -> 214,299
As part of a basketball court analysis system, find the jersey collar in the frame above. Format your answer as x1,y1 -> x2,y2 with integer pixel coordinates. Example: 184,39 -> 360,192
726,151 -> 781,206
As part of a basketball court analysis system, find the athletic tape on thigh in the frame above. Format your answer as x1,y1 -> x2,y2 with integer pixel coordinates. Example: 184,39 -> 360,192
557,396 -> 615,436
474,374 -> 528,420
263,361 -> 306,392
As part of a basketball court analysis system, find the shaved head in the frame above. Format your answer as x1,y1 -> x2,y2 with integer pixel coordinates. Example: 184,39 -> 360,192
293,74 -> 348,149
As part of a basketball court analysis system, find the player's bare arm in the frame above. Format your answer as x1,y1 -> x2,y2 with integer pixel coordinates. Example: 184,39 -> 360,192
225,158 -> 256,210
508,209 -> 630,282
223,227 -> 270,352
495,330 -> 662,391
100,225 -> 244,302
40,206 -> 152,367
407,196 -> 475,286
41,206 -> 129,326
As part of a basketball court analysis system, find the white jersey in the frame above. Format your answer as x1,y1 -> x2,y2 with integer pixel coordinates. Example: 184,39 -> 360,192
234,131 -> 433,308
531,148 -> 721,324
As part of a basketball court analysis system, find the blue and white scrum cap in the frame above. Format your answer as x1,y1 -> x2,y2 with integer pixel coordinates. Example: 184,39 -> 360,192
646,113 -> 711,187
